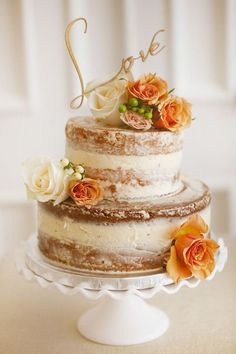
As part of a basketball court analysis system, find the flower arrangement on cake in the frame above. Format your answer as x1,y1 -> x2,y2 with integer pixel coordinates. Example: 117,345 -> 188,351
22,157 -> 103,208
86,72 -> 192,131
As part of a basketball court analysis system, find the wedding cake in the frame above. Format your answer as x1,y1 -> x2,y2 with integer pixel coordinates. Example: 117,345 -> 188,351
22,18 -> 219,283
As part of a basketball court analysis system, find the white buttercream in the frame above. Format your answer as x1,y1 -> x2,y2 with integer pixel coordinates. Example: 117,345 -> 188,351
38,206 -> 211,253
99,179 -> 183,200
66,145 -> 182,172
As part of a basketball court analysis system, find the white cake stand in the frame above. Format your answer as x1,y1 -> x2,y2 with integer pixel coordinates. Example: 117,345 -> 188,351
16,235 -> 227,346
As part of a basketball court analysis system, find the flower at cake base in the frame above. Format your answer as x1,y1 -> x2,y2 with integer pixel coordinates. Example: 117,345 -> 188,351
166,214 -> 219,283
22,157 -> 70,205
153,96 -> 192,131
120,111 -> 152,130
86,74 -> 128,127
68,178 -> 103,208
127,73 -> 168,105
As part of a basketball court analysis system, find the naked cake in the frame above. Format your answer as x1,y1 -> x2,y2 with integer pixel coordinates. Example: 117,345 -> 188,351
22,18 -> 219,283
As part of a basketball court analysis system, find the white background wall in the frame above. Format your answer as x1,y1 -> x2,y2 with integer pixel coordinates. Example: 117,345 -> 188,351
0,0 -> 235,254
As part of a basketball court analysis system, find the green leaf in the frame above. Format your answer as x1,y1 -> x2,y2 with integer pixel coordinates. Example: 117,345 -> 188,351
168,88 -> 175,95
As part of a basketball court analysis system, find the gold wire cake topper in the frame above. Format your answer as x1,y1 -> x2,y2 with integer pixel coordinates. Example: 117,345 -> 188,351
65,17 -> 166,109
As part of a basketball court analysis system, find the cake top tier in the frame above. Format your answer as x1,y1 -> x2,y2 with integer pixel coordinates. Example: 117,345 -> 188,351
66,116 -> 183,156
65,116 -> 184,201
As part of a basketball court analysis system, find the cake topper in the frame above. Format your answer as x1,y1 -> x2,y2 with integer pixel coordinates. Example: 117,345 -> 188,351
65,17 -> 192,131
65,17 -> 165,109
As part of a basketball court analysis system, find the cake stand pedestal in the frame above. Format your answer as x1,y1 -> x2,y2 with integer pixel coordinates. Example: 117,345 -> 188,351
16,236 -> 227,346
78,292 -> 169,345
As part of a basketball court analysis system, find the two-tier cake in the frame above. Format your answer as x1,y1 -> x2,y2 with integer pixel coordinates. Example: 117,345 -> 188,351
22,18 -> 219,283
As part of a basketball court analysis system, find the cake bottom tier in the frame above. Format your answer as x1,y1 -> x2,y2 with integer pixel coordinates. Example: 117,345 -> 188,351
38,235 -> 169,273
37,177 -> 211,274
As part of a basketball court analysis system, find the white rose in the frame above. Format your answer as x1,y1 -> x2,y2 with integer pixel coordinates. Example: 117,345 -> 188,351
22,157 -> 69,205
86,73 -> 128,126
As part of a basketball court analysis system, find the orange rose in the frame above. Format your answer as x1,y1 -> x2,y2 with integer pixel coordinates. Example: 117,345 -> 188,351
127,74 -> 168,105
153,96 -> 192,131
68,178 -> 103,208
166,214 -> 219,283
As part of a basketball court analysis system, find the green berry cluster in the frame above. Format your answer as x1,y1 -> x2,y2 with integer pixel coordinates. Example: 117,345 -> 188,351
119,97 -> 153,119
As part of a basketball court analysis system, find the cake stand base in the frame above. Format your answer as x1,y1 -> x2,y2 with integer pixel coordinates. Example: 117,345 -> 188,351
78,293 -> 169,345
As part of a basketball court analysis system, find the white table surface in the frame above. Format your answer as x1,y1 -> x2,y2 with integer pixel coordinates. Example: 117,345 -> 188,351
0,238 -> 235,354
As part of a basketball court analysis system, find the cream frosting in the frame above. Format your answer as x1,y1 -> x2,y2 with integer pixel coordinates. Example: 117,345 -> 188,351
38,205 -> 211,254
66,117 -> 184,156
66,144 -> 183,199
98,178 -> 182,200
66,144 -> 182,171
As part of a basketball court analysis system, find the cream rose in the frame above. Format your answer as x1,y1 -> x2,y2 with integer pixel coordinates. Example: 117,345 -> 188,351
22,157 -> 70,205
86,74 -> 128,126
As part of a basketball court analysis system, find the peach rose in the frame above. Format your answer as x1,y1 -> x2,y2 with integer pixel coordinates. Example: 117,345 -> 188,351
127,74 -> 168,105
120,111 -> 152,130
68,178 -> 103,208
153,96 -> 192,131
166,214 -> 219,283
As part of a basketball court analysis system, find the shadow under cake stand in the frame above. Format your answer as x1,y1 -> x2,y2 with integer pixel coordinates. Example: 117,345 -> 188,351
16,235 -> 227,346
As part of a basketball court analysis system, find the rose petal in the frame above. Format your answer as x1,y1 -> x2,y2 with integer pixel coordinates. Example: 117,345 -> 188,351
191,258 -> 215,279
206,239 -> 220,253
166,246 -> 192,283
173,214 -> 208,240
175,234 -> 203,263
